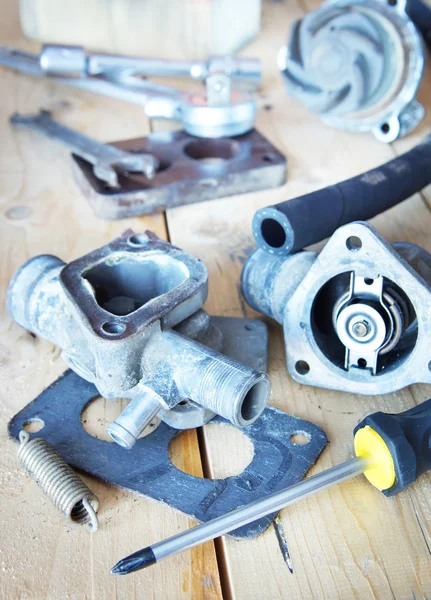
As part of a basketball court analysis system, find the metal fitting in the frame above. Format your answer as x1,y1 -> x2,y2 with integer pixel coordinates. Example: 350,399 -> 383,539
8,231 -> 270,448
279,0 -> 425,142
242,222 -> 431,395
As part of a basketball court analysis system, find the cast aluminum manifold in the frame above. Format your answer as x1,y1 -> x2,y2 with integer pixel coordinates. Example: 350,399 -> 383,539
242,222 -> 431,395
278,0 -> 425,142
7,230 -> 271,448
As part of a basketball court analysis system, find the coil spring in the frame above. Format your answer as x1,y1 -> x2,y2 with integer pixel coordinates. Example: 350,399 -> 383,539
17,430 -> 99,532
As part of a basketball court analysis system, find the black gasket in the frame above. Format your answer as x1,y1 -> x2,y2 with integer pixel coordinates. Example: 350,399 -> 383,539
9,369 -> 327,538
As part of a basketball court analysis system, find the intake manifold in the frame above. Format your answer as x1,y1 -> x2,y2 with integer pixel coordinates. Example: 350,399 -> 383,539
8,230 -> 271,448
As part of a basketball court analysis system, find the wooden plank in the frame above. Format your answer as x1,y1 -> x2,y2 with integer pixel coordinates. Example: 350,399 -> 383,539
1,0 -> 431,598
164,1 -> 431,598
19,0 -> 261,59
0,3 -> 222,599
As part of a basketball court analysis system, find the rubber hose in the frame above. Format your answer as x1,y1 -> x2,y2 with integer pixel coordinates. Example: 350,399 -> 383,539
253,135 -> 431,255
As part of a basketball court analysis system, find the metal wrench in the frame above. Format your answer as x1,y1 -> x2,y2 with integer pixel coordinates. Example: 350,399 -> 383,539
11,110 -> 158,187
0,47 -> 256,138
39,44 -> 261,87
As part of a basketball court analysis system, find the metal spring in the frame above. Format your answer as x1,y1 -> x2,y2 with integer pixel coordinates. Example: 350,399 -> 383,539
17,430 -> 99,532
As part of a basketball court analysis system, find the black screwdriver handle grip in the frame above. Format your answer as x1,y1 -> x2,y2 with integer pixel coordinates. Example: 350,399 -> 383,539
253,136 -> 431,255
355,398 -> 431,496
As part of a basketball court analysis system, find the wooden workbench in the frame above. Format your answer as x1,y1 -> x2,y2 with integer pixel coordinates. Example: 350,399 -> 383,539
0,1 -> 430,598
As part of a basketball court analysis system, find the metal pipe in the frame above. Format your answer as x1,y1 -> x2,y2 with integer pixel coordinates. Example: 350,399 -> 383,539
106,389 -> 162,449
146,330 -> 271,428
38,45 -> 261,85
112,457 -> 369,573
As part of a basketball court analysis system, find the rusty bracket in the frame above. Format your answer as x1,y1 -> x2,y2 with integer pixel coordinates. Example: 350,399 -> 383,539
72,128 -> 286,219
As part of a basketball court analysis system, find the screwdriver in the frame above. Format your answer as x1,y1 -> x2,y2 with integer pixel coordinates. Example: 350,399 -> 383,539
111,399 -> 431,575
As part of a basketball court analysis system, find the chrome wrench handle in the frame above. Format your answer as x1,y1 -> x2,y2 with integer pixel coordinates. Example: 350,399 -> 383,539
0,46 -> 256,137
39,44 -> 261,87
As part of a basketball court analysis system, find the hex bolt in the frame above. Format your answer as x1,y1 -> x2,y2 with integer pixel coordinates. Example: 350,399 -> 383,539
351,320 -> 370,339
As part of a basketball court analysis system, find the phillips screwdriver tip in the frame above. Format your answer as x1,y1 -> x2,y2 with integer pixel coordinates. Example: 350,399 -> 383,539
111,547 -> 157,575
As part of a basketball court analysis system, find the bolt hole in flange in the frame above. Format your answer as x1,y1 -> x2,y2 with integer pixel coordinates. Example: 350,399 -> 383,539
23,418 -> 45,433
311,272 -> 418,374
295,360 -> 310,375
81,396 -> 160,442
346,236 -> 362,251
102,321 -> 125,335
381,122 -> 391,133
183,138 -> 240,164
128,234 -> 148,247
169,423 -> 254,479
357,358 -> 368,368
261,218 -> 287,248
290,432 -> 311,445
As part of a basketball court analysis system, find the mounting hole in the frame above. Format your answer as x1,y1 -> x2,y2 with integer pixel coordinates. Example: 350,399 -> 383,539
183,138 -> 240,163
245,323 -> 256,331
295,360 -> 310,375
128,234 -> 148,247
381,123 -> 390,133
357,358 -> 367,368
261,218 -> 287,249
364,278 -> 374,285
262,153 -> 276,163
23,418 -> 45,433
290,432 -> 311,445
346,236 -> 362,251
81,396 -> 160,442
101,321 -> 126,335
169,423 -> 254,479
387,0 -> 397,6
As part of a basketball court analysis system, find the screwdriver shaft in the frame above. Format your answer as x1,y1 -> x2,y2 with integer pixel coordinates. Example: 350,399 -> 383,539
113,456 -> 368,573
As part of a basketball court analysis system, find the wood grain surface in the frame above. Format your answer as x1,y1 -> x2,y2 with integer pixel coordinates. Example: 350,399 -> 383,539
19,0 -> 261,59
0,0 -> 430,599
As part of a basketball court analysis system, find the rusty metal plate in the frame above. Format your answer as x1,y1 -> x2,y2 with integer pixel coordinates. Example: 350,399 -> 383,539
72,129 -> 287,220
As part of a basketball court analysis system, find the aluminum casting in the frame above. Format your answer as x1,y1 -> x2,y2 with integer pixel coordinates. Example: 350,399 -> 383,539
7,230 -> 271,448
242,222 -> 431,395
278,0 -> 425,142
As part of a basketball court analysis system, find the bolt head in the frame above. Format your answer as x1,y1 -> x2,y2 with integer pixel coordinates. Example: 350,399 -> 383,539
351,320 -> 370,339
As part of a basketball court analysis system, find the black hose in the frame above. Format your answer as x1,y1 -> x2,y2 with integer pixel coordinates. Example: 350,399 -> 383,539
253,135 -> 431,255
